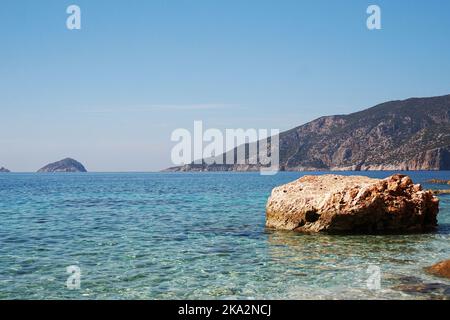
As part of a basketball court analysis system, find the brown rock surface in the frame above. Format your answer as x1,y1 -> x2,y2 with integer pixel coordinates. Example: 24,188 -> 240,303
425,260 -> 450,279
266,174 -> 439,233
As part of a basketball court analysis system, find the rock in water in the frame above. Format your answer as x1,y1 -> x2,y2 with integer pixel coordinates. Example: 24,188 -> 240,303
425,260 -> 450,279
266,174 -> 439,234
37,158 -> 87,173
0,167 -> 10,172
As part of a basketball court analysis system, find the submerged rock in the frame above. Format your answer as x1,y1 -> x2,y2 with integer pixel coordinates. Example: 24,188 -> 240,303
266,174 -> 439,234
37,158 -> 87,173
392,282 -> 450,299
425,260 -> 450,279
0,167 -> 10,172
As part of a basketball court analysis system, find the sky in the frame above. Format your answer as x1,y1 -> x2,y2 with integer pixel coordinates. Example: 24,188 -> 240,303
1,0 -> 450,172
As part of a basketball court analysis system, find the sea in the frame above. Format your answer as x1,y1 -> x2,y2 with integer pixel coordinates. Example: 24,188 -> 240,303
0,171 -> 449,299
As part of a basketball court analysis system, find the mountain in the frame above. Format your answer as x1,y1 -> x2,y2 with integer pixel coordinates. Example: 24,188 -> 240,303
165,94 -> 450,172
0,167 -> 10,173
37,158 -> 87,173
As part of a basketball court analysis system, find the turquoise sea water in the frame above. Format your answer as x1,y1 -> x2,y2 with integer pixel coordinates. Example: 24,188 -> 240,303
0,171 -> 449,300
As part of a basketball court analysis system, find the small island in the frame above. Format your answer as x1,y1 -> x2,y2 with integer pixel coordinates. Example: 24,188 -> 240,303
37,158 -> 87,173
0,167 -> 10,173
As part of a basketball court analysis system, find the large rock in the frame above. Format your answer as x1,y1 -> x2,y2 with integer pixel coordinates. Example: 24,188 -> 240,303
266,174 -> 439,234
0,167 -> 10,173
37,158 -> 87,173
425,260 -> 450,279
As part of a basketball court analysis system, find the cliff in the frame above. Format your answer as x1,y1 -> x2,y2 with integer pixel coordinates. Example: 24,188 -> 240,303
165,94 -> 450,172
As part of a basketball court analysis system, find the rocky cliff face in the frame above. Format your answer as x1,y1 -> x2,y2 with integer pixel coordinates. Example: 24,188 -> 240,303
37,158 -> 87,173
266,174 -> 439,234
165,94 -> 450,171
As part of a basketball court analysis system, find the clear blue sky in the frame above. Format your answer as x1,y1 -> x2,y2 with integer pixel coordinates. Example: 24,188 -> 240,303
1,0 -> 450,171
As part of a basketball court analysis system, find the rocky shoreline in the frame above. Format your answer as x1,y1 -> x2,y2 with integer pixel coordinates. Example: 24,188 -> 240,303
164,163 -> 450,172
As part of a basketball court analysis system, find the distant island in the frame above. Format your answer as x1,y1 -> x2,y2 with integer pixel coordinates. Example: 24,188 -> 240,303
37,158 -> 87,173
165,94 -> 450,172
0,167 -> 10,173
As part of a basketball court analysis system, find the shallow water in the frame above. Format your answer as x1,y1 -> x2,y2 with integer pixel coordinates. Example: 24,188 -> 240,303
0,171 -> 449,299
